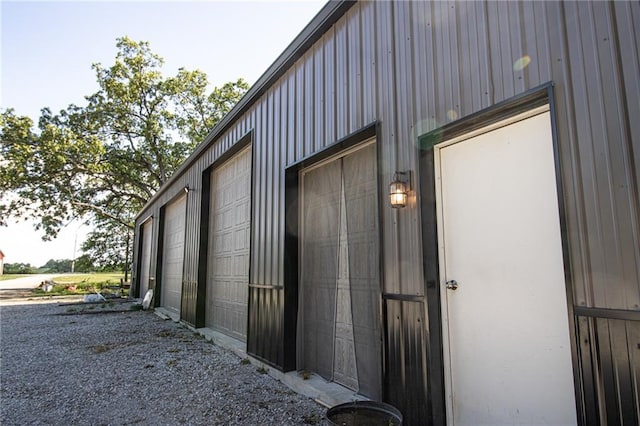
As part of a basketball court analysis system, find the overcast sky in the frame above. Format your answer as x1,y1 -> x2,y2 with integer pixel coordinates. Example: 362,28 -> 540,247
0,0 -> 325,267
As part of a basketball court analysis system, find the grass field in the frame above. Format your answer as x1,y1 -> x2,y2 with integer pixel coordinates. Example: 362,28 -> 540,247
53,273 -> 125,286
32,273 -> 127,297
0,274 -> 25,281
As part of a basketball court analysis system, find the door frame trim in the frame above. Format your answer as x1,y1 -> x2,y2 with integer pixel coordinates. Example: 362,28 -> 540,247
417,82 -> 580,425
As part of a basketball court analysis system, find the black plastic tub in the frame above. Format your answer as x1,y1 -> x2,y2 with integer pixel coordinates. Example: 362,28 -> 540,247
326,401 -> 403,426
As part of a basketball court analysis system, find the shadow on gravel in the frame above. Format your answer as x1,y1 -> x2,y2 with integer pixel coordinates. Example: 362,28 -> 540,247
0,289 -> 33,300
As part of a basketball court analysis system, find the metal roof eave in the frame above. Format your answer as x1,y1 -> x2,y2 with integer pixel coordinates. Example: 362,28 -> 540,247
135,0 -> 355,221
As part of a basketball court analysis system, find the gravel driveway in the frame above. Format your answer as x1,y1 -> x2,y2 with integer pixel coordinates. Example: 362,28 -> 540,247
0,299 -> 326,425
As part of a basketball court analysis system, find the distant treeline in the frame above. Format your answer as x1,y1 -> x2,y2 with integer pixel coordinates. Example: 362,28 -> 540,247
3,257 -> 122,274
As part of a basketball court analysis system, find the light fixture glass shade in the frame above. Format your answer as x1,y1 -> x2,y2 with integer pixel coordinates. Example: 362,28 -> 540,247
389,180 -> 408,208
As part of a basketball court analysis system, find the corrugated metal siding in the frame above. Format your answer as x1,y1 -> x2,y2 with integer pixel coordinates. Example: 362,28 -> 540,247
133,1 -> 639,423
385,299 -> 430,423
247,287 -> 283,367
135,0 -> 640,310
181,174 -> 201,325
577,315 -> 640,425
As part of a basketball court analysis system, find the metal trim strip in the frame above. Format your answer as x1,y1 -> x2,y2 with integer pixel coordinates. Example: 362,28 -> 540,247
574,306 -> 640,321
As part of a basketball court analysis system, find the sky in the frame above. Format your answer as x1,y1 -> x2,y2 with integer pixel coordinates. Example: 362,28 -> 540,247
0,0 -> 326,267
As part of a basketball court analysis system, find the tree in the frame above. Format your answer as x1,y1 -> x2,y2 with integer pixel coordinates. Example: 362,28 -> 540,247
41,259 -> 73,273
3,263 -> 36,274
1,37 -> 249,274
80,217 -> 129,272
73,254 -> 95,273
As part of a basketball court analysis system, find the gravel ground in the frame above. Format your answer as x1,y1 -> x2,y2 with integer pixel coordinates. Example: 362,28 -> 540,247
0,299 -> 327,425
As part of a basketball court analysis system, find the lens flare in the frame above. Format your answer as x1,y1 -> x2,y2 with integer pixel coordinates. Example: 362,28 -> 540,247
513,55 -> 531,71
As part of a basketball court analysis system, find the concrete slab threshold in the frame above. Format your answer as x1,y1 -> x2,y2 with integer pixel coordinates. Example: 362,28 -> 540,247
152,307 -> 366,408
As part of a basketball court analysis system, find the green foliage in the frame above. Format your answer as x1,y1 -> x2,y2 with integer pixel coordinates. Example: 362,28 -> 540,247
80,219 -> 129,271
2,262 -> 37,274
41,258 -> 73,273
73,254 -> 95,273
1,37 -> 249,268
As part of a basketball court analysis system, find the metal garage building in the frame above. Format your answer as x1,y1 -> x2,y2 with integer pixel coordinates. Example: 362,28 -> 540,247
133,1 -> 639,424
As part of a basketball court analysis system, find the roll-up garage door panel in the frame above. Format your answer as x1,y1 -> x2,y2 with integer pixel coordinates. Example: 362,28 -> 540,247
161,195 -> 186,314
207,147 -> 251,341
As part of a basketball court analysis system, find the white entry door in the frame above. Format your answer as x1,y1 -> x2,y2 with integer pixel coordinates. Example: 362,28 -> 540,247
138,219 -> 153,298
161,195 -> 186,314
435,109 -> 577,425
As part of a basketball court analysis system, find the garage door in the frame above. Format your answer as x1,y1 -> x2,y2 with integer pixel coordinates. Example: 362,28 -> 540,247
138,219 -> 153,298
161,195 -> 186,314
299,141 -> 382,399
206,146 -> 252,341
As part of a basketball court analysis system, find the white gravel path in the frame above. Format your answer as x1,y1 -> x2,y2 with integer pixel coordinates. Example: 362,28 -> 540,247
0,299 -> 326,425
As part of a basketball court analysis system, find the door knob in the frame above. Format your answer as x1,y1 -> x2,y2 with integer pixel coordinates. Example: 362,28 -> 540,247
445,280 -> 458,290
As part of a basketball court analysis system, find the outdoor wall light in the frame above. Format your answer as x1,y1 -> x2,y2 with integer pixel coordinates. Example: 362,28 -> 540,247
389,171 -> 410,208
183,185 -> 194,194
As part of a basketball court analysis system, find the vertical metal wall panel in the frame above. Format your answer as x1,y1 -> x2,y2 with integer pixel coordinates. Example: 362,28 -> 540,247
293,62 -> 304,164
385,299 -> 430,425
313,43 -> 324,153
182,167 -> 202,325
248,287 -> 283,367
562,0 -> 640,310
410,0 -> 436,138
276,83 -> 285,284
374,0 -> 399,296
324,27 -> 337,147
255,100 -> 266,286
393,1 -> 424,297
265,90 -> 275,284
613,0 -> 640,200
360,1 -> 376,125
286,72 -> 296,167
346,4 -> 362,134
577,316 -> 640,425
303,50 -> 315,158
335,17 -> 348,139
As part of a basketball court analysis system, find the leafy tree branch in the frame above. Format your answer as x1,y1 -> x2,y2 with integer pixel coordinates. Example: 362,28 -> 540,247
1,36 -> 249,269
